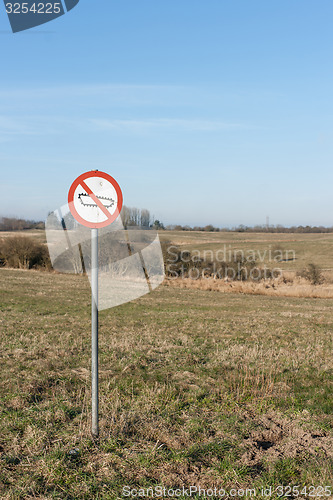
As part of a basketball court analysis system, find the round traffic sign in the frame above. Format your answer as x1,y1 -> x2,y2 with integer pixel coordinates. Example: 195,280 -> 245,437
68,170 -> 123,228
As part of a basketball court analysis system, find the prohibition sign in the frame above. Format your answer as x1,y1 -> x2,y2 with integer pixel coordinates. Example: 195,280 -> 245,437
67,170 -> 123,438
68,170 -> 123,228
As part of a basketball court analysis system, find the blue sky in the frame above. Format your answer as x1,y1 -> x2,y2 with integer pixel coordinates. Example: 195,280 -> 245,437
1,1 -> 333,227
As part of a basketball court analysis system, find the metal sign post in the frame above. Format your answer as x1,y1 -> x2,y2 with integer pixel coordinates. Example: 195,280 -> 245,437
91,227 -> 99,439
68,170 -> 123,439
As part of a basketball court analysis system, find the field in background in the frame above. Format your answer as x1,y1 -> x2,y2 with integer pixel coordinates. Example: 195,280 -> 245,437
0,230 -> 46,243
0,268 -> 332,498
160,231 -> 333,298
2,229 -> 333,272
160,231 -> 333,273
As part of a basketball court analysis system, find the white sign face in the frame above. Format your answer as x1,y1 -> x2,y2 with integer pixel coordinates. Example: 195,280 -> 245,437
68,171 -> 123,228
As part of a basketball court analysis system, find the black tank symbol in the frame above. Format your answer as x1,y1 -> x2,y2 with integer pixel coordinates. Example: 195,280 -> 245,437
78,193 -> 115,209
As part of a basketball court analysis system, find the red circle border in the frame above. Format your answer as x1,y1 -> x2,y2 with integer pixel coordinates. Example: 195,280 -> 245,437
68,170 -> 123,228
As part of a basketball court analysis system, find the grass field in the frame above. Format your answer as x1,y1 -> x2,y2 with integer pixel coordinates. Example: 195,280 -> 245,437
160,231 -> 333,273
2,229 -> 333,271
0,267 -> 332,499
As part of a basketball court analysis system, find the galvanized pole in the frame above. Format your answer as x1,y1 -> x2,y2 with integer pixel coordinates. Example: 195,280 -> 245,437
91,228 -> 99,439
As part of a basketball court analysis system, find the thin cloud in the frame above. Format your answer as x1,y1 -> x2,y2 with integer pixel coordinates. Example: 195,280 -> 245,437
0,84 -> 190,109
0,116 -> 35,135
0,115 -> 62,137
0,115 -> 255,140
89,118 -> 252,133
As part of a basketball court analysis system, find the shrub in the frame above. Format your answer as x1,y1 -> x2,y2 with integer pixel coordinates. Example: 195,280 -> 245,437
297,263 -> 324,285
0,236 -> 51,270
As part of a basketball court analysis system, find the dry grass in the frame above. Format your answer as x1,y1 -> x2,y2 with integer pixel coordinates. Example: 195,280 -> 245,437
165,274 -> 333,299
0,230 -> 46,243
0,268 -> 332,498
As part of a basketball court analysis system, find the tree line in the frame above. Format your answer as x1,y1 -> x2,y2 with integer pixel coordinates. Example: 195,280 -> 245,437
121,206 -> 157,228
2,215 -> 333,234
165,224 -> 333,233
0,217 -> 44,231
46,206 -> 163,230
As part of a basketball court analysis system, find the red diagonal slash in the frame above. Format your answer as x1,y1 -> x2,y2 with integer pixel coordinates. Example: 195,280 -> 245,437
80,179 -> 114,221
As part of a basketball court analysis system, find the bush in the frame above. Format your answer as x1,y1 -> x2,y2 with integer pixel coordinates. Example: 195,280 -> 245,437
0,236 -> 51,270
162,242 -> 273,281
297,263 -> 324,285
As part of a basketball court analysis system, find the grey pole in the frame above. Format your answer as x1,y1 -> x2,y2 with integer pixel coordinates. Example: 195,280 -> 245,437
91,227 -> 99,439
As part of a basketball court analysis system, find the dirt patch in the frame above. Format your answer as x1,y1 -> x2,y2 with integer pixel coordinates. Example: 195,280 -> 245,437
241,411 -> 333,465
